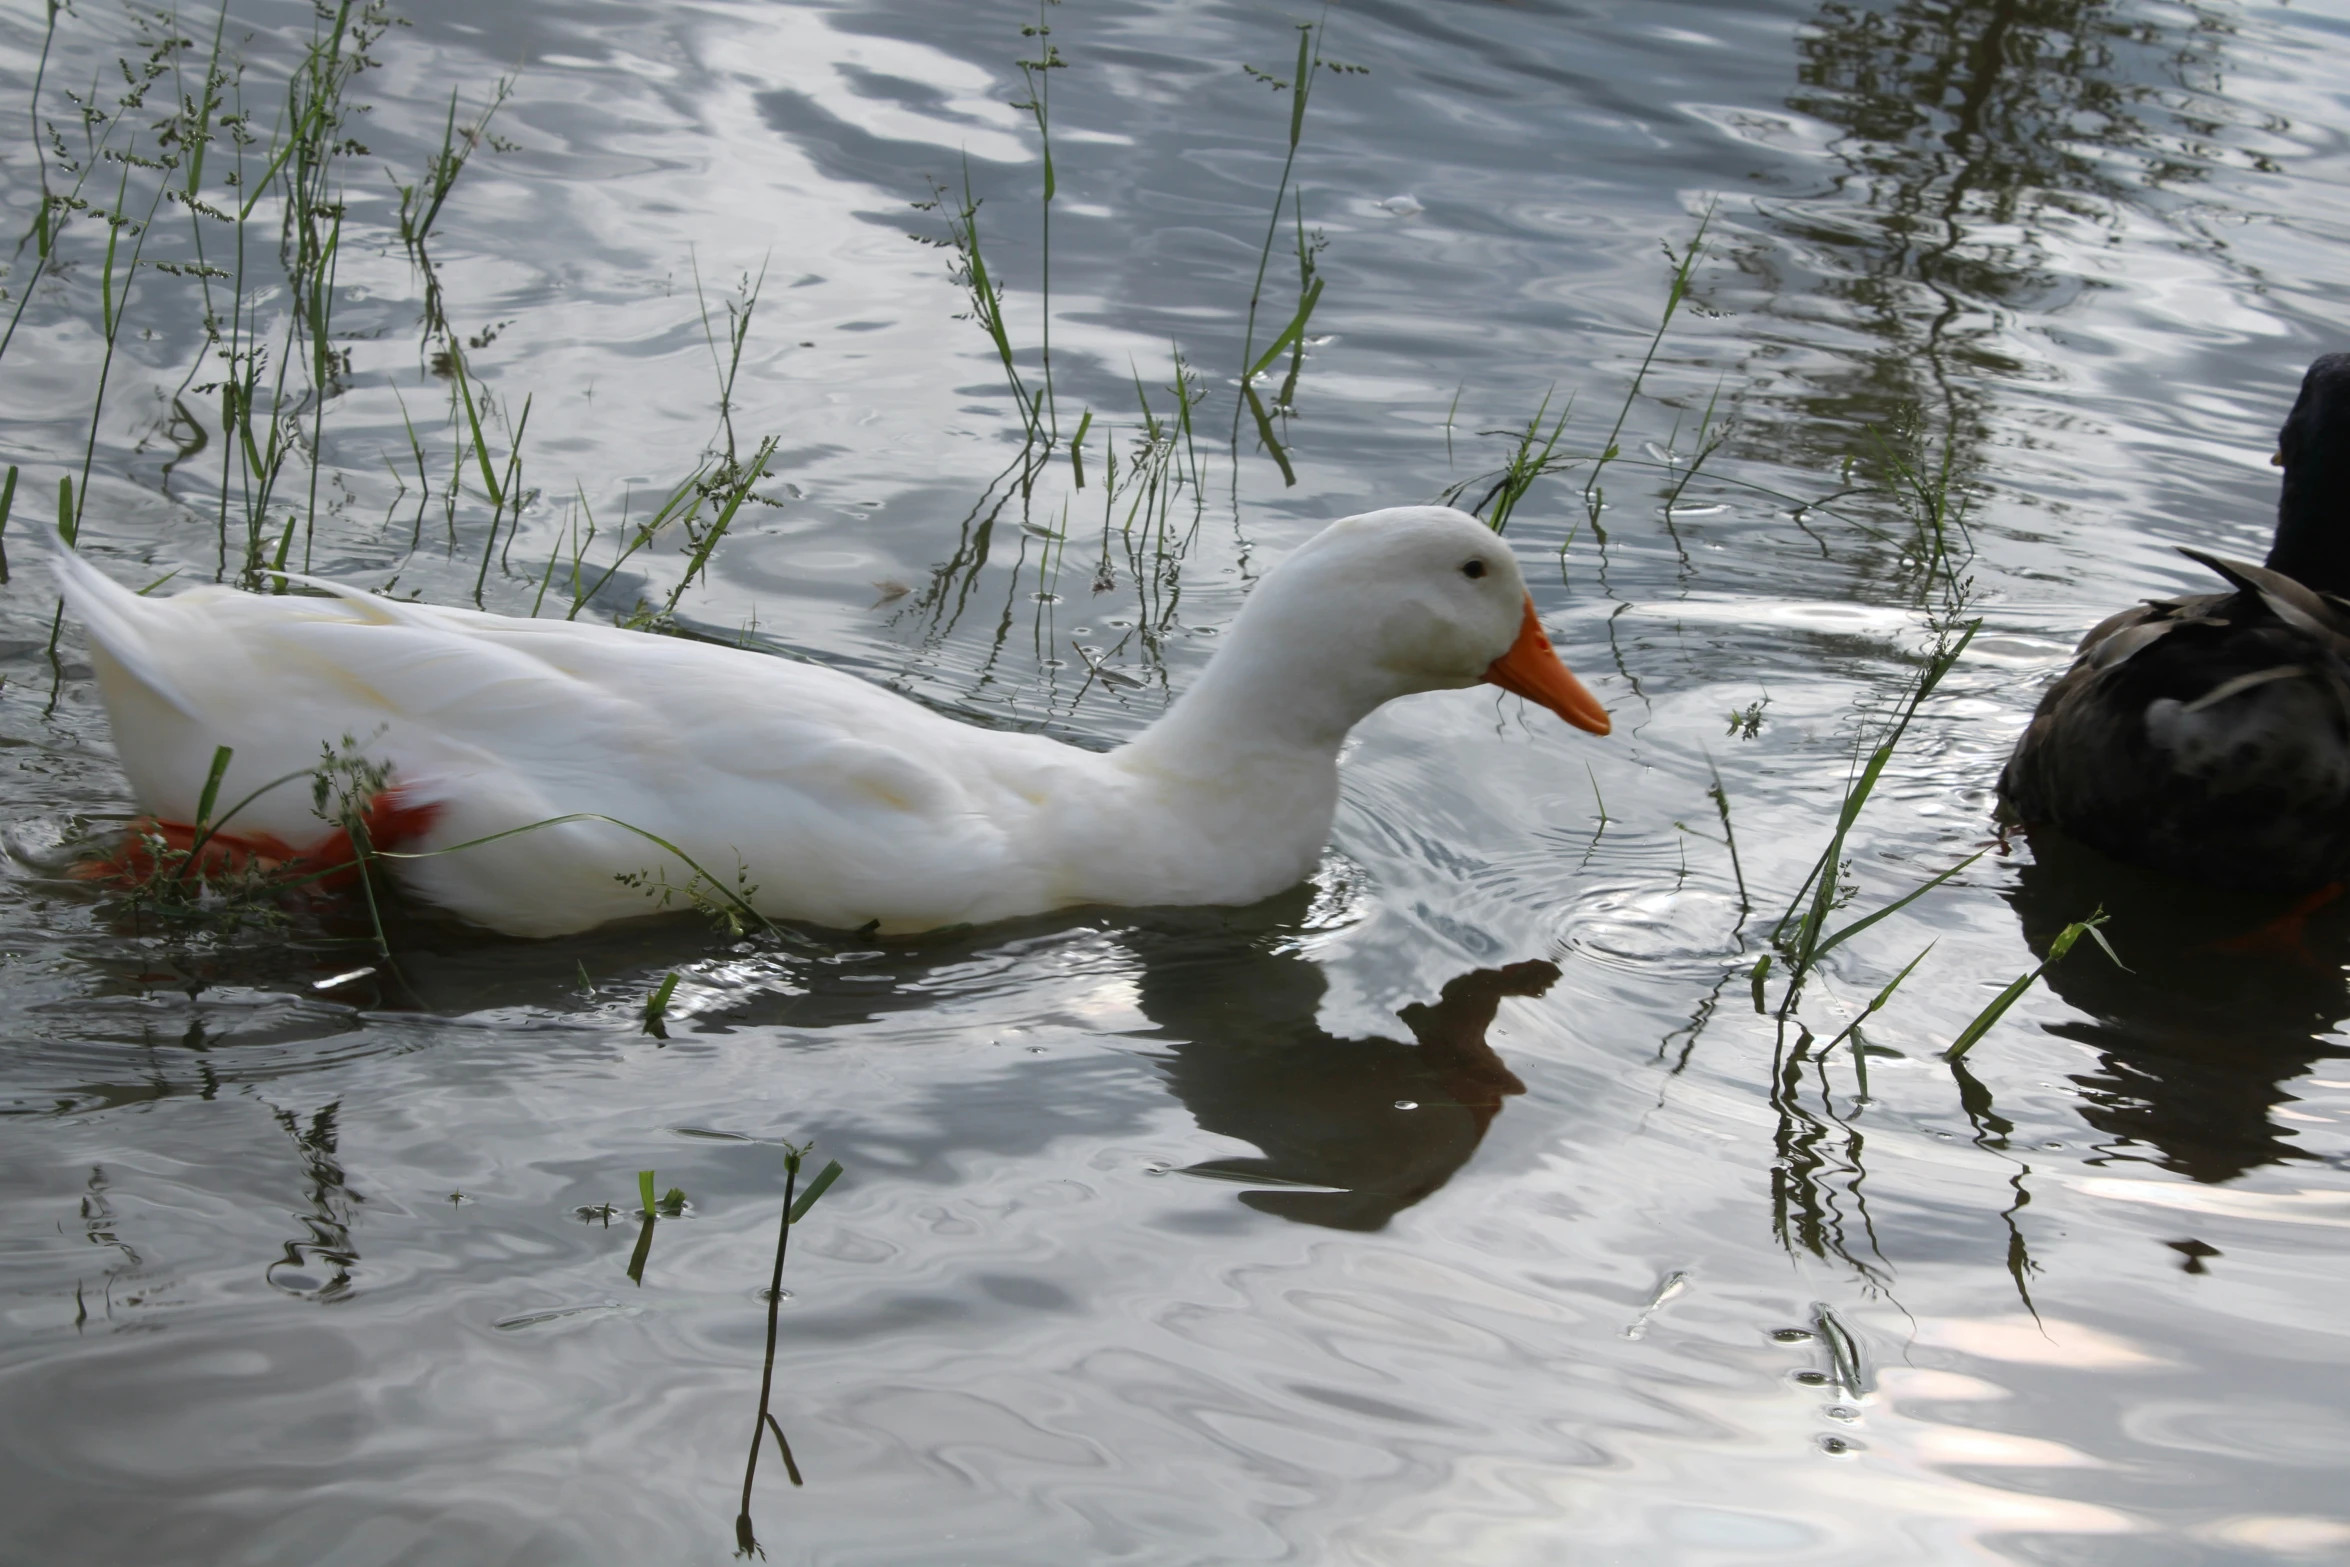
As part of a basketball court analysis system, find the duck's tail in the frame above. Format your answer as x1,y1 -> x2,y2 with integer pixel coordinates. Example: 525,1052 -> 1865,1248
50,545 -> 202,719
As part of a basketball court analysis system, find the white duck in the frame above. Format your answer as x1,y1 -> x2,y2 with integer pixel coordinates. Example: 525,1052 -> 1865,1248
58,504 -> 1610,937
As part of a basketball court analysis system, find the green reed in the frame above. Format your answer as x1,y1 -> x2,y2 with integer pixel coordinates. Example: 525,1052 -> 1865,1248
1944,910 -> 2115,1061
1444,207 -> 1726,543
1580,203 -> 1714,536
641,974 -> 681,1039
1240,192 -> 1329,487
1755,426 -> 1983,1032
1450,389 -> 1574,536
394,73 -> 512,340
736,1142 -> 845,1555
1014,1 -> 1065,446
1710,421 -> 2113,1292
1661,376 -> 1731,520
1230,11 -> 1361,464
906,8 -> 1340,683
694,260 -> 767,470
14,0 -> 781,643
919,168 -> 1046,467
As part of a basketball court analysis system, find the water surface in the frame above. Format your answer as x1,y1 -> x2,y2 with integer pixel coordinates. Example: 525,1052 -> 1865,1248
4,0 -> 2350,1561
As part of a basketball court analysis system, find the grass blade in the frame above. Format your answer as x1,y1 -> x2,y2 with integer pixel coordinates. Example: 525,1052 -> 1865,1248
626,1210 -> 656,1285
1243,384 -> 1297,486
1245,275 -> 1324,384
1819,940 -> 1934,1056
786,1159 -> 843,1224
1812,851 -> 1983,961
1945,911 -> 2109,1061
673,434 -> 779,606
1943,972 -> 2037,1062
194,745 -> 234,828
1287,23 -> 1311,149
642,971 -> 680,1038
447,344 -> 504,508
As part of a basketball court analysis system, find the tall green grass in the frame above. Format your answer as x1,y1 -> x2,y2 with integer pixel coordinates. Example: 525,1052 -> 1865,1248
736,1142 -> 844,1553
906,4 -> 1363,674
1230,11 -> 1360,482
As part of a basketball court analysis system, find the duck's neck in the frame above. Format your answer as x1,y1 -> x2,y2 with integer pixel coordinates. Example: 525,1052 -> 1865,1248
2265,451 -> 2350,594
1063,625 -> 1396,908
1127,636 -> 1370,767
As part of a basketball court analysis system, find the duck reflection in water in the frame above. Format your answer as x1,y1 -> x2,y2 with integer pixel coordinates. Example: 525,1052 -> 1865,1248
1132,927 -> 1559,1231
2007,833 -> 2350,1183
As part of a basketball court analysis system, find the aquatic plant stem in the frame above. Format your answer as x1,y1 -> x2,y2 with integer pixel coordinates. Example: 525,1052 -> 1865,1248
1582,200 -> 1714,533
739,1154 -> 804,1521
1230,9 -> 1330,448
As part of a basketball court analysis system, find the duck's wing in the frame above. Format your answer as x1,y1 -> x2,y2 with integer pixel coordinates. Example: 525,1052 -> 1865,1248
2176,548 -> 2350,654
60,561 -> 1067,933
2000,565 -> 2350,889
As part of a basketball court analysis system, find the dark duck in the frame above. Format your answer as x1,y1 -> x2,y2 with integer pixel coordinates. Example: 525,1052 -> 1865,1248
1999,353 -> 2350,894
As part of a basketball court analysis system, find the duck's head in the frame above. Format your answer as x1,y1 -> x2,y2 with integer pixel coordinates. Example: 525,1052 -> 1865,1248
1190,505 -> 1610,744
2264,353 -> 2350,592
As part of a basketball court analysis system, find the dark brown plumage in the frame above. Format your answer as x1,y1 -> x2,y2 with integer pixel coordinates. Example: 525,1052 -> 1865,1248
1998,354 -> 2350,891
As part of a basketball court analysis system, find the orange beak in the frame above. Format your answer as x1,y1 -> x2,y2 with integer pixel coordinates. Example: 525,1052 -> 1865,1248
1484,595 -> 1611,735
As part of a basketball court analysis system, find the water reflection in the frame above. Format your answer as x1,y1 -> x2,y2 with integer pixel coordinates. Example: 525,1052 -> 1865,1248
1767,1022 -> 1895,1290
1756,0 -> 2236,460
1136,931 -> 1557,1231
2008,831 -> 2350,1182
590,882 -> 1559,1231
264,1102 -> 361,1301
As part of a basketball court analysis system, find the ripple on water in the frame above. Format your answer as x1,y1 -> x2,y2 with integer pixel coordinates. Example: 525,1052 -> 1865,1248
6,0 -> 2350,1558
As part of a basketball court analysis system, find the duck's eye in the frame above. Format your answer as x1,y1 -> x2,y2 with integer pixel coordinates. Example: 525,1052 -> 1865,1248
1461,559 -> 1488,579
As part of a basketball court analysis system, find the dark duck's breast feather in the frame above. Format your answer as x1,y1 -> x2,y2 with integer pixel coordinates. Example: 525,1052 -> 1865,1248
1998,353 -> 2350,892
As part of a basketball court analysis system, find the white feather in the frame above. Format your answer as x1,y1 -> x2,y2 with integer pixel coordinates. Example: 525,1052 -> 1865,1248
59,506 -> 1604,936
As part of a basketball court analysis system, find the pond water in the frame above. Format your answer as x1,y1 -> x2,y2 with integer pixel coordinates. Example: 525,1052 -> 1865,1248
5,0 -> 2350,1560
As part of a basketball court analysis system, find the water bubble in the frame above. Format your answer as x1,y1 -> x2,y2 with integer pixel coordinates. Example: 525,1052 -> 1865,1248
1825,1405 -> 1860,1422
